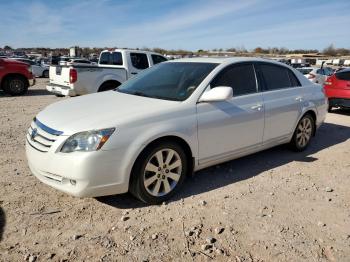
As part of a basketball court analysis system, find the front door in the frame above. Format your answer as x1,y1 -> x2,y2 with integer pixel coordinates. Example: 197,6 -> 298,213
196,63 -> 265,165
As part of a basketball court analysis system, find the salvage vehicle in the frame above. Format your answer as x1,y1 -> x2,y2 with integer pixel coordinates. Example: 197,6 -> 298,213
297,67 -> 333,85
46,49 -> 167,96
12,58 -> 49,78
324,68 -> 350,112
26,58 -> 327,204
0,58 -> 35,95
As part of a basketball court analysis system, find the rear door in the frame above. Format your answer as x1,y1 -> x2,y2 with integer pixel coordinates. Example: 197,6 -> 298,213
256,63 -> 303,143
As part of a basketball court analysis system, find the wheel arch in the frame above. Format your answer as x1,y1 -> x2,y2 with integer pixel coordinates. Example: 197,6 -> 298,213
128,135 -> 195,188
1,73 -> 29,90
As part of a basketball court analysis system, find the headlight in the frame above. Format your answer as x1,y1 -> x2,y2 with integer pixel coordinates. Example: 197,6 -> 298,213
61,128 -> 115,153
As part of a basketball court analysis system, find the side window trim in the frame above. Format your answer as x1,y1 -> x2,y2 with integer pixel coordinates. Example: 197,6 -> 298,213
209,62 -> 259,97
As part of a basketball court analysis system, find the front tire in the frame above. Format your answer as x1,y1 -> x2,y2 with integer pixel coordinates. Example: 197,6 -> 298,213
130,141 -> 188,204
3,76 -> 28,96
289,114 -> 315,152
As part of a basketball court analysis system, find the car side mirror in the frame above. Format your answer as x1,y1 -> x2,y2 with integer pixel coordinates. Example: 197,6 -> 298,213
199,86 -> 233,103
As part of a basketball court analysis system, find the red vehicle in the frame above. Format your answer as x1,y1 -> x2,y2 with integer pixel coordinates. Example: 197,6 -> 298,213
0,58 -> 35,95
324,68 -> 350,112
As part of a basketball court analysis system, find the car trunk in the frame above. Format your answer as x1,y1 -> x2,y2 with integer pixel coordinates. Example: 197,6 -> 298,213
49,65 -> 72,88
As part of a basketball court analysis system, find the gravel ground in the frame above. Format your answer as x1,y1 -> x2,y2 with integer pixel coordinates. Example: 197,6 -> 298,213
0,79 -> 349,262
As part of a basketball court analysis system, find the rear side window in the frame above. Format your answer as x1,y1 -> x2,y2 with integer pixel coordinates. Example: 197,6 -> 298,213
335,70 -> 350,81
130,53 -> 149,69
211,63 -> 257,96
99,52 -> 123,65
260,64 -> 292,90
288,70 -> 301,86
151,54 -> 167,65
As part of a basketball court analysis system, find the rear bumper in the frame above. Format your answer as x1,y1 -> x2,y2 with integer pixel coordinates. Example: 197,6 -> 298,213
46,83 -> 76,96
326,88 -> 350,108
329,98 -> 350,108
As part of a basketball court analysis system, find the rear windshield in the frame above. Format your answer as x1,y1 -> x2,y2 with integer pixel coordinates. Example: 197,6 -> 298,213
335,70 -> 350,81
99,52 -> 123,65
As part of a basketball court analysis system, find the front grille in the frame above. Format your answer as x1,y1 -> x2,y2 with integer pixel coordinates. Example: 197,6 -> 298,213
26,118 -> 63,152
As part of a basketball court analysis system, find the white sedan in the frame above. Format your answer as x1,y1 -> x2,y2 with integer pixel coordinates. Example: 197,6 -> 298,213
13,58 -> 49,78
26,58 -> 327,204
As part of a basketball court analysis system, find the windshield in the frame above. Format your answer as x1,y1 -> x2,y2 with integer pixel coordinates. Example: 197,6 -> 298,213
116,62 -> 217,101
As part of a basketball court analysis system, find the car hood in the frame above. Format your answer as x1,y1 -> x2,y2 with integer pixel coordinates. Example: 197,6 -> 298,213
36,91 -> 180,135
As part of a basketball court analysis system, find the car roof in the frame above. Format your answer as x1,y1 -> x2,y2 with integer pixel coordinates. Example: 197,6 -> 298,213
167,56 -> 289,65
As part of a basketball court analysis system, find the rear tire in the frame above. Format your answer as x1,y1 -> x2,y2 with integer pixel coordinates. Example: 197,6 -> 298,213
129,141 -> 188,204
42,70 -> 49,78
289,114 -> 315,152
98,81 -> 120,92
3,75 -> 28,96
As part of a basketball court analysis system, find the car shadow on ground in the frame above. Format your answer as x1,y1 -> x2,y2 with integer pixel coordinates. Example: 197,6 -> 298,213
0,207 -> 5,242
25,88 -> 53,96
97,122 -> 350,209
330,108 -> 350,116
0,88 -> 52,97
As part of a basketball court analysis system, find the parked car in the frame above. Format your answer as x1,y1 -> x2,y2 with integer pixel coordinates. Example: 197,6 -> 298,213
324,68 -> 350,112
26,58 -> 327,203
58,58 -> 93,66
297,67 -> 333,85
46,49 -> 167,96
12,58 -> 49,78
0,58 -> 35,95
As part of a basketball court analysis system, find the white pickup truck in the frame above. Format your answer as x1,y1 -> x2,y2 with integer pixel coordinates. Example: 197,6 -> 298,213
46,49 -> 167,96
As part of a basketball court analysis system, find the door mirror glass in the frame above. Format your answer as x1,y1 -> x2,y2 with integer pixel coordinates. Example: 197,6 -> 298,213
199,86 -> 233,102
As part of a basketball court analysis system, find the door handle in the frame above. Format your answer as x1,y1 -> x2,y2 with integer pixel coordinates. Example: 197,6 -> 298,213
295,96 -> 303,101
251,104 -> 263,110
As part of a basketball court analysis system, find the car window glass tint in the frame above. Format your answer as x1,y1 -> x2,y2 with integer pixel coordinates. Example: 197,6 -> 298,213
211,64 -> 257,96
99,52 -> 123,65
260,64 -> 292,90
288,70 -> 301,86
130,53 -> 149,69
335,70 -> 350,81
111,52 -> 123,65
152,55 -> 167,65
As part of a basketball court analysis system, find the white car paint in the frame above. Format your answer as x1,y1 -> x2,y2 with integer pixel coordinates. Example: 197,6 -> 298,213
297,67 -> 333,85
12,58 -> 49,77
26,57 -> 327,199
46,49 -> 167,96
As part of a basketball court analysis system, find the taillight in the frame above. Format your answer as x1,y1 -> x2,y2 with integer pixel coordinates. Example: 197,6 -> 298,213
308,73 -> 315,79
69,69 -> 77,83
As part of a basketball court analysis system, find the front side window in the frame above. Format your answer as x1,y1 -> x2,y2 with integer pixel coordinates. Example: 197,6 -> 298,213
211,63 -> 257,96
152,54 -> 167,65
260,64 -> 293,90
117,62 -> 217,101
130,53 -> 149,69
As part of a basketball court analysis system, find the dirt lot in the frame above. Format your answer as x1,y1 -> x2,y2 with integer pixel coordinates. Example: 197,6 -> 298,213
0,79 -> 349,262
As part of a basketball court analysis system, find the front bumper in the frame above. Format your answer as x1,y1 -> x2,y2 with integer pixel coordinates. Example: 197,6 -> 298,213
46,83 -> 76,96
29,78 -> 36,86
26,140 -> 129,197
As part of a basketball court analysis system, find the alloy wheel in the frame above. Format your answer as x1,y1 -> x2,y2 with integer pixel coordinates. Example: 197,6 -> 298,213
296,117 -> 312,148
143,148 -> 182,197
